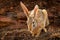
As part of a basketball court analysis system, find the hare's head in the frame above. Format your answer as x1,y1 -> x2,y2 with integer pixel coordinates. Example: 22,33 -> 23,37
20,2 -> 40,28
20,2 -> 43,30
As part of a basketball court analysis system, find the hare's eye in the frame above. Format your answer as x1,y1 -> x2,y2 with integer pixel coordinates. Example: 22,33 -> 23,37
33,22 -> 35,27
32,20 -> 35,27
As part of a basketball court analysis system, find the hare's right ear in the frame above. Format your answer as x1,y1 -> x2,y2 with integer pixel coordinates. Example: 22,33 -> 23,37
20,2 -> 29,17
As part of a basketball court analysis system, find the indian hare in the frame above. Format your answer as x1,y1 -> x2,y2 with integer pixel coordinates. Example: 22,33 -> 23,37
20,2 -> 49,37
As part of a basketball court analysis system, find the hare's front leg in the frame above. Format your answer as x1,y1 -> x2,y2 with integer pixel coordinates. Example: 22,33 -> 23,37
31,30 -> 41,37
35,28 -> 42,37
43,28 -> 47,32
42,22 -> 47,32
28,25 -> 31,31
27,24 -> 33,34
43,18 -> 49,32
43,24 -> 47,32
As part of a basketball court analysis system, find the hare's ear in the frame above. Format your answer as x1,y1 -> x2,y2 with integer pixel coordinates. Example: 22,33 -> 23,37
20,2 -> 29,17
33,5 -> 39,17
34,5 -> 39,13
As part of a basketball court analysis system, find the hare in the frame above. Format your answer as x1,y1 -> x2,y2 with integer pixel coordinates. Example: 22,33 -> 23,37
20,2 -> 49,37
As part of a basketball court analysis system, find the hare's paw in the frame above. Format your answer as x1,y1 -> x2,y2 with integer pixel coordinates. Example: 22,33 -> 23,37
31,33 -> 35,37
35,33 -> 40,37
43,28 -> 47,32
35,30 -> 41,37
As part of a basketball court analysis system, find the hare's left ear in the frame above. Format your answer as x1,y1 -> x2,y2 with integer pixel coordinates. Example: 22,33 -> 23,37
33,5 -> 39,16
20,2 -> 29,17
34,5 -> 39,13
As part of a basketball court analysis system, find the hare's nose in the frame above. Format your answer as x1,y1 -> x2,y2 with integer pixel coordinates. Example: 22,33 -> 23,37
32,21 -> 34,24
32,20 -> 35,24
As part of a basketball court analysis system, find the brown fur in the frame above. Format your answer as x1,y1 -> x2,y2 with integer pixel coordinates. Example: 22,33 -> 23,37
20,2 -> 49,37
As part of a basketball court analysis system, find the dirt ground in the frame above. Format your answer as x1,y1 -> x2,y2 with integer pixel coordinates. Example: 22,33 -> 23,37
0,0 -> 60,40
